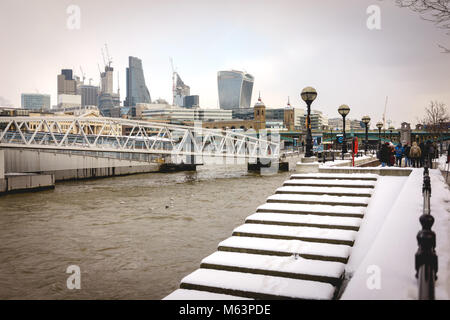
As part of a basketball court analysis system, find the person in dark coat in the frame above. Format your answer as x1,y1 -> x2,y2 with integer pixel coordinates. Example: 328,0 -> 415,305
404,143 -> 411,167
419,142 -> 425,167
380,142 -> 390,167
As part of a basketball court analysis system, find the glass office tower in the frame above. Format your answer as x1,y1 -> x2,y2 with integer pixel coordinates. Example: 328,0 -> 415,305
21,93 -> 51,110
217,70 -> 254,110
125,56 -> 151,106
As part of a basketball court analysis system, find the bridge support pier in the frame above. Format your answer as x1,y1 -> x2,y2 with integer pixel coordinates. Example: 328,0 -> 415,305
247,158 -> 272,173
0,149 -> 4,180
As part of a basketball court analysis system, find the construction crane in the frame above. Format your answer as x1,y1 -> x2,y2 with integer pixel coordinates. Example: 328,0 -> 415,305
104,43 -> 113,68
170,57 -> 177,106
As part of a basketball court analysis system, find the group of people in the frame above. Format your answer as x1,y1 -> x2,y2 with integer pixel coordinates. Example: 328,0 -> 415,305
378,140 -> 439,168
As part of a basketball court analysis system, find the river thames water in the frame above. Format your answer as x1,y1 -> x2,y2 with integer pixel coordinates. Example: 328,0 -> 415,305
0,165 -> 290,299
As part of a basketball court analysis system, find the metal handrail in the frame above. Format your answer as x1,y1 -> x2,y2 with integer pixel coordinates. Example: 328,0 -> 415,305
415,164 -> 438,300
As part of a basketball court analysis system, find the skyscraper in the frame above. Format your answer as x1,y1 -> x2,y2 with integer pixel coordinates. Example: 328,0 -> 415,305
124,56 -> 151,107
98,65 -> 120,111
57,69 -> 77,95
79,85 -> 99,107
173,72 -> 190,107
217,70 -> 254,110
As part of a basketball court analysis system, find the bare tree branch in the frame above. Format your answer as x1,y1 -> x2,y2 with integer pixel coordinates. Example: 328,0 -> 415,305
419,100 -> 449,134
395,0 -> 450,30
438,43 -> 450,52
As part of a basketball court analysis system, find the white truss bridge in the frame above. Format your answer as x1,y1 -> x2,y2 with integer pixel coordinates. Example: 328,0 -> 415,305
0,116 -> 280,161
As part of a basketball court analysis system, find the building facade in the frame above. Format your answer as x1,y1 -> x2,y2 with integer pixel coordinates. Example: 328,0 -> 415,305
184,95 -> 199,109
79,85 -> 99,107
124,56 -> 151,107
21,93 -> 51,111
57,69 -> 77,95
173,72 -> 190,107
217,70 -> 254,110
297,110 -> 328,131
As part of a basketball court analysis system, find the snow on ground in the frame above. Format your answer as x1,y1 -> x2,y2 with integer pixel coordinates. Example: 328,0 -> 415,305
341,168 -> 450,300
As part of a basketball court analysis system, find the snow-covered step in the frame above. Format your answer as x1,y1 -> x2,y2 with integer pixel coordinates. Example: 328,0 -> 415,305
276,186 -> 374,198
180,269 -> 336,300
200,251 -> 345,286
163,288 -> 252,300
283,179 -> 376,189
246,212 -> 362,231
233,223 -> 357,246
257,202 -> 365,218
267,193 -> 369,207
218,236 -> 351,263
290,173 -> 378,181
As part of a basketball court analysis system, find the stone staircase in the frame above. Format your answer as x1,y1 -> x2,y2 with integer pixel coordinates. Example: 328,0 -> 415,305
164,172 -> 379,300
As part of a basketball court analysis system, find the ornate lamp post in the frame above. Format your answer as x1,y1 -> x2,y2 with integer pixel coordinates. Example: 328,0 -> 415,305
338,104 -> 350,160
376,121 -> 383,150
362,116 -> 371,155
301,87 -> 317,157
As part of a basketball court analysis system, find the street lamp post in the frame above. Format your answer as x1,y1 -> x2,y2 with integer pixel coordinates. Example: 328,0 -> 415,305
301,87 -> 317,158
376,121 -> 383,151
362,116 -> 371,155
338,105 -> 350,160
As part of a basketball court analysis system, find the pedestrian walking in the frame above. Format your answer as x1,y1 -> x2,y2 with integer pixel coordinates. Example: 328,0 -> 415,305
404,143 -> 411,167
410,141 -> 422,168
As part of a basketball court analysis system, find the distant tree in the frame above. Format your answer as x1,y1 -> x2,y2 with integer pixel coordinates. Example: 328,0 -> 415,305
419,101 -> 449,135
394,0 -> 450,52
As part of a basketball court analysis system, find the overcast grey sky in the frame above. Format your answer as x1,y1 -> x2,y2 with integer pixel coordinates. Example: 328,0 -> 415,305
0,0 -> 449,126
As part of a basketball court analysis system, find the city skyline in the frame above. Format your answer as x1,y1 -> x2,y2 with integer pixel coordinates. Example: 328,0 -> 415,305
0,0 -> 449,127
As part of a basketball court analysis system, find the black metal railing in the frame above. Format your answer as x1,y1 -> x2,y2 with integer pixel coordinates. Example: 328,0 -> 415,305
414,164 -> 438,300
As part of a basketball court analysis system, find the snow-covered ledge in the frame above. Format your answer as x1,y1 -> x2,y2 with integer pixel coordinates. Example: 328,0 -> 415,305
340,169 -> 449,300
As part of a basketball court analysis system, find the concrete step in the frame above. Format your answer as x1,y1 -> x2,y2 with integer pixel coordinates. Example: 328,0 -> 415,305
233,223 -> 357,246
200,251 -> 345,286
180,269 -> 336,300
245,212 -> 362,231
257,202 -> 365,218
290,173 -> 378,181
276,186 -> 373,198
218,236 -> 351,264
283,179 -> 376,189
266,194 -> 369,207
164,288 -> 252,300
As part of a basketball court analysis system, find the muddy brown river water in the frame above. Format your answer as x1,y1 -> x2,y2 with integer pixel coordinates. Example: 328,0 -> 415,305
0,165 -> 290,299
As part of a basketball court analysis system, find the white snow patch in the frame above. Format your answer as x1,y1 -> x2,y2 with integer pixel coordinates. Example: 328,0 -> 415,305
246,212 -> 362,228
201,251 -> 345,278
163,289 -> 252,300
233,223 -> 357,242
219,236 -> 351,259
257,202 -> 365,215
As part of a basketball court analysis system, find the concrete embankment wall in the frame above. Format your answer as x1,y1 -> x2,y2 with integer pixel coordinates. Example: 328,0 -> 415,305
2,148 -> 160,181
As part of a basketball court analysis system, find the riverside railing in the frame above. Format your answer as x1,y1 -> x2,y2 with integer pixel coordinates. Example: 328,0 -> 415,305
414,164 -> 438,300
